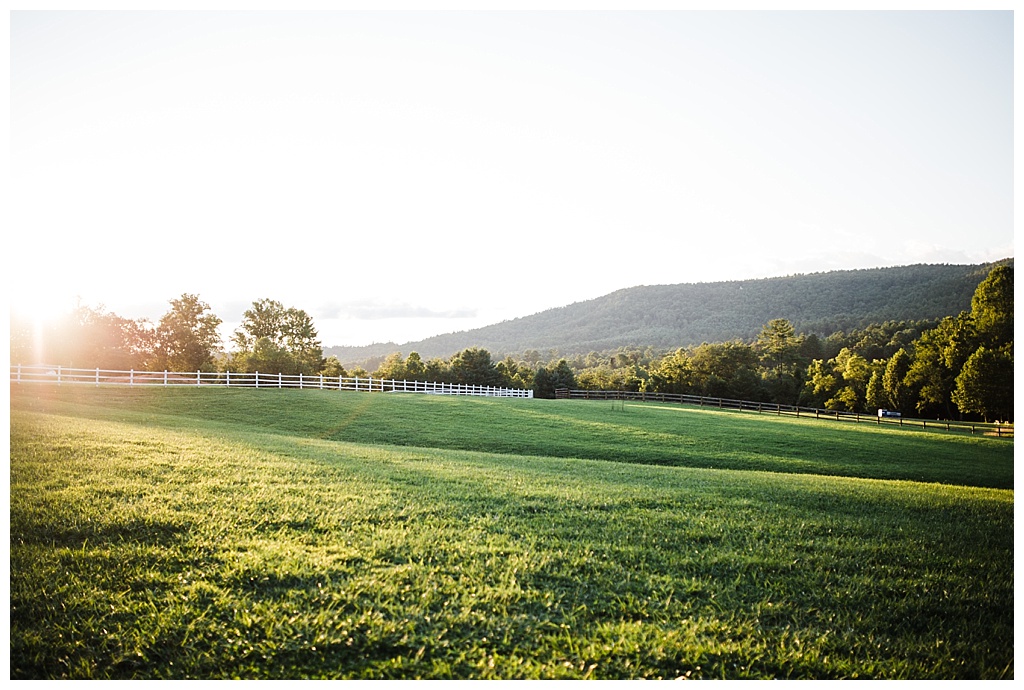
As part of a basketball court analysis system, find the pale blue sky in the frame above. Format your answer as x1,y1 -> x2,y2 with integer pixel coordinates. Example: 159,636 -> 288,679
8,10 -> 1014,347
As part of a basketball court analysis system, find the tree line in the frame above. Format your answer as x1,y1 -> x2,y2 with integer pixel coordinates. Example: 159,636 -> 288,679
8,294 -> 576,396
10,296 -> 325,378
10,265 -> 1012,421
548,264 -> 1011,422
381,264 -> 1012,421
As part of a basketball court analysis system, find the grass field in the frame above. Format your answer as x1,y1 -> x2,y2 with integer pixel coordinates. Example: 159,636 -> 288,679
9,385 -> 1014,679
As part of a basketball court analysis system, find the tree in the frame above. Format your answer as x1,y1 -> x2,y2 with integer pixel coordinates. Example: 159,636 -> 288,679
156,294 -> 222,372
952,345 -> 1013,422
690,341 -> 765,400
496,356 -> 531,389
533,359 -> 576,398
882,347 -> 914,413
374,352 -> 408,381
801,359 -> 838,409
232,299 -> 323,375
905,314 -> 976,418
447,348 -> 503,386
405,352 -> 426,379
283,308 -> 323,375
971,264 -> 1013,348
647,348 -> 695,395
232,298 -> 287,349
533,366 -> 555,399
321,356 -> 348,379
755,319 -> 802,373
866,369 -> 887,411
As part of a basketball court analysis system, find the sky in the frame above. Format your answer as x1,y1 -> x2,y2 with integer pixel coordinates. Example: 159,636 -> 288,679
7,8 -> 1015,349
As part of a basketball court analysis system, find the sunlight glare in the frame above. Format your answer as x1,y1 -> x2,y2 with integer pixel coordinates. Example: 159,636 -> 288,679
10,291 -> 75,328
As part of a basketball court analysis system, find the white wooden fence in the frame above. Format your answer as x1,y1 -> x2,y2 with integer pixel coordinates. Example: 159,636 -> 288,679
9,364 -> 533,398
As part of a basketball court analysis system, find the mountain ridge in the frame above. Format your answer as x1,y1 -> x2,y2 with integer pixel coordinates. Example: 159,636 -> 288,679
325,260 -> 1010,367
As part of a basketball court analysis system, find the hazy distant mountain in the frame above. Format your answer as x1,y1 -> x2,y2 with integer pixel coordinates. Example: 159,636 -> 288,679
325,261 -> 1009,367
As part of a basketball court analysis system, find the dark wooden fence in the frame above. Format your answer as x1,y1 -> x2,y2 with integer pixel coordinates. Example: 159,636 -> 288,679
563,389 -> 1013,438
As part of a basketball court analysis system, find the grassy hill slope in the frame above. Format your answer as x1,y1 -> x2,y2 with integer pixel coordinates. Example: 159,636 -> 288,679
326,261 -> 1007,365
9,385 -> 1013,488
10,386 -> 1014,679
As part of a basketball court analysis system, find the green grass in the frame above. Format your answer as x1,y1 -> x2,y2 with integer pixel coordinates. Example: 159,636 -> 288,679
9,385 -> 1014,679
9,385 -> 1012,488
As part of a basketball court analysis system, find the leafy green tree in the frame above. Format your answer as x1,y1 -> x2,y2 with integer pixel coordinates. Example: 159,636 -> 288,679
243,337 -> 294,375
283,308 -> 324,375
905,314 -> 977,418
575,367 -> 617,391
647,349 -> 695,394
970,264 -> 1013,348
532,359 -> 576,398
798,333 -> 825,362
882,347 -> 914,413
952,345 -> 1013,422
799,349 -> 882,413
866,369 -> 887,411
232,299 -> 323,375
374,352 -> 409,381
405,352 -> 426,379
533,366 -> 555,399
828,386 -> 860,411
692,341 -> 764,400
448,348 -> 503,386
423,357 -> 449,382
156,294 -> 222,372
321,356 -> 348,379
496,356 -> 532,389
755,319 -> 802,373
551,360 -> 577,391
800,359 -> 839,409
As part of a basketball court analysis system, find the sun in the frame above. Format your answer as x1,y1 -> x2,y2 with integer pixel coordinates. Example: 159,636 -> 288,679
10,291 -> 76,329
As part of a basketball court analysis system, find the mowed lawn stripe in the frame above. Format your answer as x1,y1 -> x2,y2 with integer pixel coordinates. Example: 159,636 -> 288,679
9,385 -> 1013,488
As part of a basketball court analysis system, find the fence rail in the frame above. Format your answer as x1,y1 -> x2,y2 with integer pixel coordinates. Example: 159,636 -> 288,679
9,364 -> 533,398
564,389 -> 1013,438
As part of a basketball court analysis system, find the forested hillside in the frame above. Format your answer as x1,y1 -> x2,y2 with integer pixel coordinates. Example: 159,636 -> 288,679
11,260 -> 1011,421
327,261 -> 1006,365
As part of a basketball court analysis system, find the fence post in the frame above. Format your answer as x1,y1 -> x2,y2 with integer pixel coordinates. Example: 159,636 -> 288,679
96,368 -> 100,386
130,369 -> 134,386
300,372 -> 303,389
226,370 -> 230,387
278,372 -> 282,389
197,370 -> 201,387
320,374 -> 324,390
16,364 -> 21,383
164,370 -> 167,386
256,371 -> 260,389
